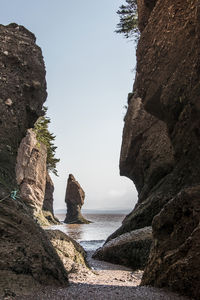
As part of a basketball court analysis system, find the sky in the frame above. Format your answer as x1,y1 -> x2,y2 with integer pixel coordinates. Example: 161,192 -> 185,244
1,0 -> 138,211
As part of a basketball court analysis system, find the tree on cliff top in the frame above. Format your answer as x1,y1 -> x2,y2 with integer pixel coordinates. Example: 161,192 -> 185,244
115,0 -> 138,40
34,107 -> 60,176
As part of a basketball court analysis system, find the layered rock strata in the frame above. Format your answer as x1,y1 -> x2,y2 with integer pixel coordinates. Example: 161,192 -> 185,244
93,227 -> 152,270
64,174 -> 90,224
0,23 -> 68,296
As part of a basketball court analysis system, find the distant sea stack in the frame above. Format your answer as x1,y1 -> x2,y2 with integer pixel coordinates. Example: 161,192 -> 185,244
64,174 -> 91,224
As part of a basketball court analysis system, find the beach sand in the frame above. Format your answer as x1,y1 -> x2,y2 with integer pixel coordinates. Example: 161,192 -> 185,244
15,251 -> 192,300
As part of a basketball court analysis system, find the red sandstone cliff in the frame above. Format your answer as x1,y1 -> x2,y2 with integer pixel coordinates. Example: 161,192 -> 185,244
105,1 -> 200,298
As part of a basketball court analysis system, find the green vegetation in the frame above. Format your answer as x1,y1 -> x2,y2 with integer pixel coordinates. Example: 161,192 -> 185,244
115,0 -> 138,40
34,107 -> 60,176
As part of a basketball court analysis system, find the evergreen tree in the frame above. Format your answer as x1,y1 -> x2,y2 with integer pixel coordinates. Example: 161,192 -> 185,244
115,0 -> 138,40
34,107 -> 60,176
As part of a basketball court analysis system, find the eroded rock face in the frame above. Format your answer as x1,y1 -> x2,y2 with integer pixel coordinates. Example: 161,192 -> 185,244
46,230 -> 89,274
134,0 -> 200,298
16,129 -> 59,225
106,95 -> 175,242
136,0 -> 200,190
142,186 -> 200,299
64,174 -> 90,224
106,1 -> 200,298
0,23 -> 47,199
43,172 -> 54,214
16,129 -> 47,211
137,0 -> 157,32
114,0 -> 200,298
43,172 -> 60,224
120,95 -> 174,203
0,198 -> 68,298
93,227 -> 152,270
0,23 -> 68,295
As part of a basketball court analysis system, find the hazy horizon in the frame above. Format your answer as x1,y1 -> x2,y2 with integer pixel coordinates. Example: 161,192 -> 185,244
55,207 -> 133,213
1,0 -> 138,211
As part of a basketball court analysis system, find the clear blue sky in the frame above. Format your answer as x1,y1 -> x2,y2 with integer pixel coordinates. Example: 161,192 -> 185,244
1,0 -> 138,210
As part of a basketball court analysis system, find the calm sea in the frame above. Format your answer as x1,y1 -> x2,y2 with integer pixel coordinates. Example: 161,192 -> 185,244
50,210 -> 129,252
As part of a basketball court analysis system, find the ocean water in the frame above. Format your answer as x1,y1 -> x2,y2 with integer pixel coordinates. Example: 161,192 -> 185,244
50,211 -> 128,251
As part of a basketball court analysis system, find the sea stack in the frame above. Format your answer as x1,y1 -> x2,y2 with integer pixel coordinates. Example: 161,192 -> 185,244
64,174 -> 90,224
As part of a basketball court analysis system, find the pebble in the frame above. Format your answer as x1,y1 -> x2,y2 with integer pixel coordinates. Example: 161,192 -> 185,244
5,98 -> 12,106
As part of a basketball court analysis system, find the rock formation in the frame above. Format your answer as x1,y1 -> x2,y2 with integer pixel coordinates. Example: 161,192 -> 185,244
93,227 -> 152,270
0,23 -> 47,199
64,174 -> 90,224
0,23 -> 68,296
16,129 -> 59,225
105,0 -> 200,299
141,186 -> 200,298
135,1 -> 200,298
43,172 -> 60,224
0,198 -> 68,297
16,129 -> 47,211
43,172 -> 55,214
46,230 -> 89,274
106,95 -> 175,243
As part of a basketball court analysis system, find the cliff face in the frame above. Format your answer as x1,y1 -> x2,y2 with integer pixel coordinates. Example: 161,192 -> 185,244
135,0 -> 200,298
115,0 -> 200,298
0,23 -> 68,296
136,0 -> 200,188
106,95 -> 175,242
0,23 -> 46,199
16,129 -> 59,225
16,129 -> 47,211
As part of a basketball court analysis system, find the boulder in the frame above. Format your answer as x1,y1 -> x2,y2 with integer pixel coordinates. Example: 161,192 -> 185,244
93,227 -> 152,270
46,230 -> 89,273
64,174 -> 90,224
0,198 -> 68,298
